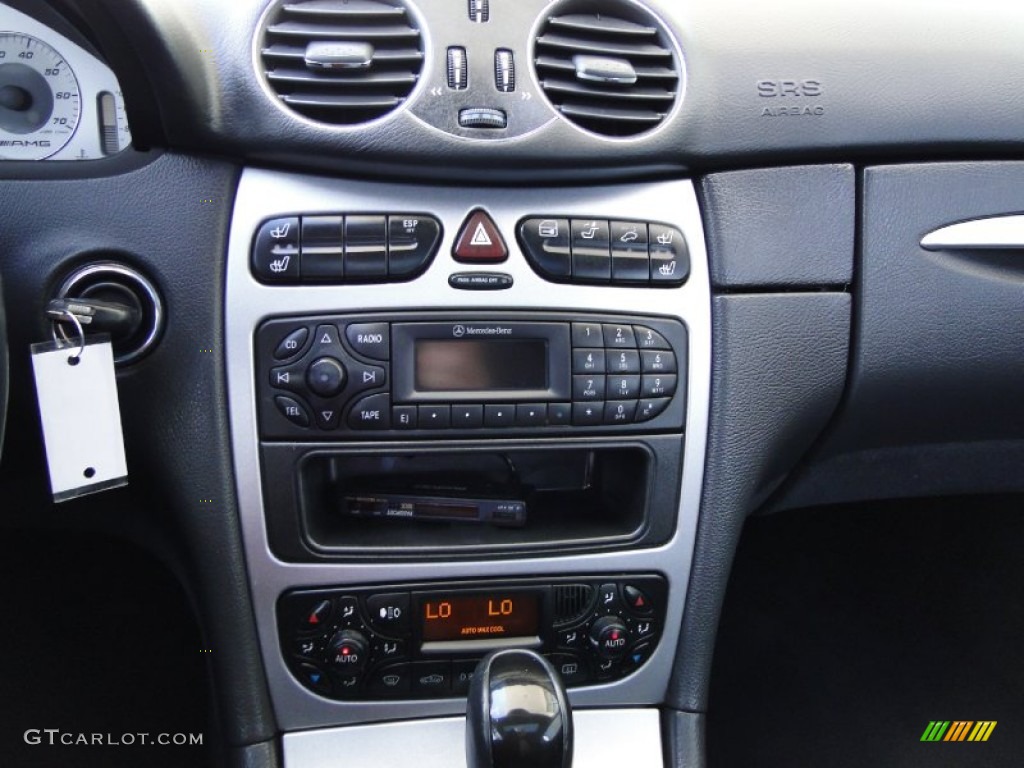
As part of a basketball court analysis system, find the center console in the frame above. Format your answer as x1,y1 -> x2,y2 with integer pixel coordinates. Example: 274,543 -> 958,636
225,169 -> 710,738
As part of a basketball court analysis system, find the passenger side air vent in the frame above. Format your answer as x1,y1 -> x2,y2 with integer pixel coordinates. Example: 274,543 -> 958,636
533,2 -> 680,137
259,0 -> 423,125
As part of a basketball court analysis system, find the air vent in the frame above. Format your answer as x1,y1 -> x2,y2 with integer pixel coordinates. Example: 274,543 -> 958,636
534,4 -> 680,137
259,0 -> 423,125
553,584 -> 594,625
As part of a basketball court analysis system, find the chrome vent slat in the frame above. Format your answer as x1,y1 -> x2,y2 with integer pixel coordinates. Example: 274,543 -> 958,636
533,7 -> 680,137
260,0 -> 423,125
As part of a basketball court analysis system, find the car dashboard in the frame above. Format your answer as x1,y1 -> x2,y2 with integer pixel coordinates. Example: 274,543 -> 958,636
1,0 -> 1023,767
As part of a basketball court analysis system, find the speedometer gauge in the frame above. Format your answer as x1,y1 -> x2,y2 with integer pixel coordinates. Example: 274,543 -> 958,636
0,33 -> 80,160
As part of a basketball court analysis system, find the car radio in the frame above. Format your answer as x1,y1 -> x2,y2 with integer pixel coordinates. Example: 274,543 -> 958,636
279,575 -> 667,701
255,312 -> 687,439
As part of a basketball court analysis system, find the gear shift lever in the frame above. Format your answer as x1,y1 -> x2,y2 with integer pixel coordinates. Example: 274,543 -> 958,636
466,649 -> 573,768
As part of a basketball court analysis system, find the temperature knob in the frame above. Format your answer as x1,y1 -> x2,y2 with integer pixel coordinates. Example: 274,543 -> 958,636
588,616 -> 629,660
327,629 -> 369,672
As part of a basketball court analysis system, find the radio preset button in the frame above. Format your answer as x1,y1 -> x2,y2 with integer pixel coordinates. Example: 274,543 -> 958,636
274,327 -> 310,360
345,322 -> 390,360
604,400 -> 637,424
366,592 -> 411,634
641,374 -> 676,399
608,349 -> 640,374
306,357 -> 347,398
636,397 -> 671,422
572,374 -> 605,401
275,395 -> 310,428
602,323 -> 636,348
571,322 -> 604,347
607,375 -> 640,400
452,404 -> 484,428
572,402 -> 603,426
548,403 -> 571,425
515,403 -> 547,426
634,325 -> 671,350
484,404 -> 515,427
572,348 -> 605,374
641,350 -> 676,374
419,405 -> 451,428
348,393 -> 391,430
393,405 -> 417,429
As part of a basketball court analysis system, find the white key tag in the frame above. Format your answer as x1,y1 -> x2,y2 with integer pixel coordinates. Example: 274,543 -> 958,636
30,328 -> 128,503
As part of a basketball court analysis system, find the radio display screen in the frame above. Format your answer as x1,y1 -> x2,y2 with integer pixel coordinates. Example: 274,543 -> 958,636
414,339 -> 547,391
420,592 -> 540,642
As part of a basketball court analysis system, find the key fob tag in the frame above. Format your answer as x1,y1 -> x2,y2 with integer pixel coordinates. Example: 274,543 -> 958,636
31,335 -> 128,502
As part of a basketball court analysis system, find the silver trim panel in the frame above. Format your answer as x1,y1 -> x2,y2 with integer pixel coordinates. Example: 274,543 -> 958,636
921,214 -> 1024,250
283,708 -> 663,768
226,168 -> 711,730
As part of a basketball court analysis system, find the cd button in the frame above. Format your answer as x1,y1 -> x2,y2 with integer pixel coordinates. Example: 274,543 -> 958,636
572,374 -> 605,401
484,404 -> 515,427
641,374 -> 676,398
419,405 -> 451,428
641,350 -> 676,374
608,349 -> 640,374
572,402 -> 604,426
452,404 -> 484,428
274,327 -> 310,360
572,348 -> 605,374
515,403 -> 547,426
604,400 -> 637,424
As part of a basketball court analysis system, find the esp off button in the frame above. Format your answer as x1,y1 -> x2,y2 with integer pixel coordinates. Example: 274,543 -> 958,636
346,323 -> 389,361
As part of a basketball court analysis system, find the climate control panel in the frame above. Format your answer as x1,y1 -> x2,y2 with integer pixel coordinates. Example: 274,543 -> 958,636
279,575 -> 667,700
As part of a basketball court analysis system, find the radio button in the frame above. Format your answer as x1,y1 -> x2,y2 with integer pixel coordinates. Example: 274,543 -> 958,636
451,404 -> 483,428
367,663 -> 411,697
274,327 -> 310,360
306,357 -> 347,398
348,393 -> 391,430
515,403 -> 547,426
606,375 -> 640,400
604,400 -> 637,424
548,403 -> 571,426
641,350 -> 676,374
572,374 -> 605,401
484,404 -> 515,427
634,325 -> 671,350
602,323 -> 636,348
348,362 -> 386,394
548,653 -> 590,686
572,402 -> 603,426
393,405 -> 417,429
418,405 -> 451,429
608,350 -> 640,374
345,322 -> 390,361
571,322 -> 604,347
641,374 -> 676,399
411,661 -> 452,696
275,396 -> 310,428
636,398 -> 671,422
572,348 -> 605,374
366,592 -> 411,634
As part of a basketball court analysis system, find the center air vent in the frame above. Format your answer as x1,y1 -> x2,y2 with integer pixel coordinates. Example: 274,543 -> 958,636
259,0 -> 423,125
533,3 -> 680,138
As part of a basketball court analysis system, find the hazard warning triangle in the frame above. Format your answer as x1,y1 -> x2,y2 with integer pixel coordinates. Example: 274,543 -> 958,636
453,209 -> 507,263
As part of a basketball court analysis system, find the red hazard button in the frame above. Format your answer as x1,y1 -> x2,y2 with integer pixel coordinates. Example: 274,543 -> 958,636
453,209 -> 508,263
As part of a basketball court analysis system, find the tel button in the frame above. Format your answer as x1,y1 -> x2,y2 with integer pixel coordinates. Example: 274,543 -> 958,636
345,322 -> 390,361
274,396 -> 310,428
366,592 -> 411,634
347,393 -> 391,430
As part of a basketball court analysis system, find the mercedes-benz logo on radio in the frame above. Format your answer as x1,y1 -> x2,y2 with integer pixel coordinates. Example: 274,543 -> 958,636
453,324 -> 466,338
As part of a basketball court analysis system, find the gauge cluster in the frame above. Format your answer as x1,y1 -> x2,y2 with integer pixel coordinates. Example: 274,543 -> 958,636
0,3 -> 129,160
